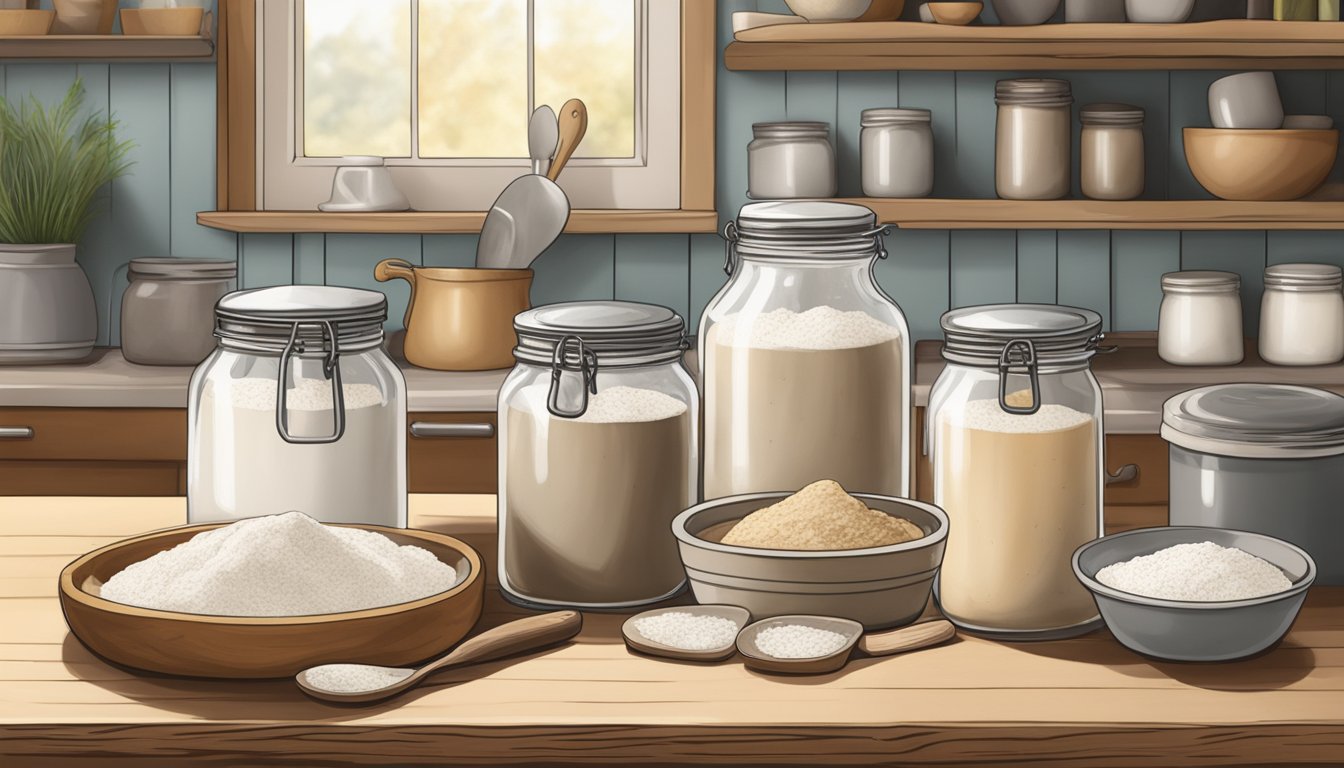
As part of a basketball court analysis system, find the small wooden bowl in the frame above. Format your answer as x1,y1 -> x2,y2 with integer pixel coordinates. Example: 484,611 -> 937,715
737,615 -> 864,675
928,1 -> 983,24
119,7 -> 203,36
0,9 -> 56,36
1183,127 -> 1339,201
59,522 -> 484,678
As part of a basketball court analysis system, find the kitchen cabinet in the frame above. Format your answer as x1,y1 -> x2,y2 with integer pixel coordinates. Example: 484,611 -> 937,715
4,495 -> 1341,767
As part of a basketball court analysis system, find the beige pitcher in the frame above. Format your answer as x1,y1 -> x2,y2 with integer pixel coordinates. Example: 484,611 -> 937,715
374,258 -> 532,371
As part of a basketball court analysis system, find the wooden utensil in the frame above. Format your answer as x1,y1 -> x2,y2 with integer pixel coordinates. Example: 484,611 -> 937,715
621,605 -> 752,662
546,99 -> 589,182
297,611 -> 583,704
738,616 -> 956,675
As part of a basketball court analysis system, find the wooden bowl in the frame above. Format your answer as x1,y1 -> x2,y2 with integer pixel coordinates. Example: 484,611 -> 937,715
857,0 -> 908,20
1184,127 -> 1339,201
119,7 -> 203,36
59,523 -> 485,678
0,9 -> 56,36
928,1 -> 983,24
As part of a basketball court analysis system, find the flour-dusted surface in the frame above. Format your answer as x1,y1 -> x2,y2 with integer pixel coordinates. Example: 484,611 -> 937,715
1096,541 -> 1293,602
753,624 -> 851,659
99,512 -> 460,616
574,385 -> 688,423
304,664 -> 414,693
722,480 -> 924,551
713,306 -> 902,350
632,612 -> 741,651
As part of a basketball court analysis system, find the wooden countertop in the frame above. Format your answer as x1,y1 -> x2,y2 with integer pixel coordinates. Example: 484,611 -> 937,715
2,495 -> 1342,767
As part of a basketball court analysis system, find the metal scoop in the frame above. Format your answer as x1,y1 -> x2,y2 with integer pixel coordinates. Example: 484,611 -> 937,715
737,616 -> 956,675
296,611 -> 582,704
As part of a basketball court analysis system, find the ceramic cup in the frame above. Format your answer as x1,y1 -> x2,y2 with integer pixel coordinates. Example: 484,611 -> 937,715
1208,72 -> 1285,130
990,0 -> 1061,24
1284,115 -> 1335,130
1124,0 -> 1194,22
320,157 -> 411,212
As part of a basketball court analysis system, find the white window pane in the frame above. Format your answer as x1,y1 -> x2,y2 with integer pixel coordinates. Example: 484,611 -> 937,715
534,0 -> 636,159
303,0 -> 412,158
419,0 -> 528,158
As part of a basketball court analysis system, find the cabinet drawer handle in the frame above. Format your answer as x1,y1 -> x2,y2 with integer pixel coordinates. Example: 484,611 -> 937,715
0,427 -> 34,439
1106,464 -> 1139,486
410,422 -> 495,439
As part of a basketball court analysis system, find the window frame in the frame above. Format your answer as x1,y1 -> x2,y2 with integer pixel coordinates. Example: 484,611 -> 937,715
209,0 -> 717,233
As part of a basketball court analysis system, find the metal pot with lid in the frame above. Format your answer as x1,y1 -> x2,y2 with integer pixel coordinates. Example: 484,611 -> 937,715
1165,383 -> 1344,583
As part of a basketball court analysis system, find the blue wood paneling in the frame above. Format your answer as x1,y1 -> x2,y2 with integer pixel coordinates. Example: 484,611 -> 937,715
170,63 -> 236,261
950,230 -> 1016,308
952,71 -> 1000,198
689,233 -> 727,333
529,234 -> 615,307
324,234 -> 421,330
880,229 -> 950,341
422,234 -> 478,268
1266,231 -> 1344,270
1111,231 -> 1179,331
1016,230 -> 1058,305
614,234 -> 691,321
239,234 -> 295,290
293,234 -> 326,285
1181,230 -> 1268,336
1057,231 -> 1111,329
785,71 -> 838,148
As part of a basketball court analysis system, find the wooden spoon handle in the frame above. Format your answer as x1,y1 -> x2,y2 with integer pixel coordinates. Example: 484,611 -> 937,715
428,611 -> 583,673
546,99 -> 588,182
857,620 -> 955,657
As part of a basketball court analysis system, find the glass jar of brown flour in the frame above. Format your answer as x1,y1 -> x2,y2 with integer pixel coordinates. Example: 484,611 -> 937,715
498,301 -> 697,610
700,201 -> 911,499
927,305 -> 1105,640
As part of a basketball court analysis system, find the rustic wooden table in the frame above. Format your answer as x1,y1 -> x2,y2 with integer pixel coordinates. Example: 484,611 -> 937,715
2,495 -> 1341,767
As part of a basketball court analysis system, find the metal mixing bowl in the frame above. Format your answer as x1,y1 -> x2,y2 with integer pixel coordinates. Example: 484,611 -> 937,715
671,493 -> 948,630
1072,526 -> 1316,662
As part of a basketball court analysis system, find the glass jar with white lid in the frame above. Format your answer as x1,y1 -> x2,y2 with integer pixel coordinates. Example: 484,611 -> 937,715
700,201 -> 911,499
1260,263 -> 1344,366
747,121 -> 837,199
860,108 -> 934,198
1158,271 -> 1244,366
927,304 -> 1105,640
498,301 -> 697,610
187,286 -> 406,527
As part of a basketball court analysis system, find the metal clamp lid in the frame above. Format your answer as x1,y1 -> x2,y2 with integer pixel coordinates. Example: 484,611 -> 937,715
275,321 -> 345,444
547,335 -> 600,419
722,218 -> 890,276
998,339 -> 1042,416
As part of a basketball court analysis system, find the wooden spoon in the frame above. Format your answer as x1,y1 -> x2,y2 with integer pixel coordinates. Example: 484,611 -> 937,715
296,611 -> 582,704
546,98 -> 589,182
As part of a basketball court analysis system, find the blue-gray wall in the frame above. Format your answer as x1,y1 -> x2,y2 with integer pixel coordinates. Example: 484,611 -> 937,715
5,0 -> 1344,345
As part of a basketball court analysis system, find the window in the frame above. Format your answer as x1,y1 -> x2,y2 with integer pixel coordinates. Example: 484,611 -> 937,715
258,0 -> 684,211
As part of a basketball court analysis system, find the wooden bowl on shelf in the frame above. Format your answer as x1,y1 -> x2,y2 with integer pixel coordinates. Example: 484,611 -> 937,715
1184,127 -> 1339,201
0,9 -> 55,36
119,7 -> 203,36
58,522 -> 485,678
928,1 -> 984,25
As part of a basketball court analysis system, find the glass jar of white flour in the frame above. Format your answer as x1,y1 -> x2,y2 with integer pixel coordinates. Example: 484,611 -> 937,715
187,286 -> 406,527
927,305 -> 1105,640
498,301 -> 698,610
1260,263 -> 1344,366
700,201 -> 911,499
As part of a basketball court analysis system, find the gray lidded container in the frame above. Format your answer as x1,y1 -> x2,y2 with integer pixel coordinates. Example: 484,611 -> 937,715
1163,384 -> 1344,585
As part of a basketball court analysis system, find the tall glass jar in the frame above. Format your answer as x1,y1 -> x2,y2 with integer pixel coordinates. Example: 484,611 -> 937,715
927,305 -> 1105,640
1260,263 -> 1344,366
187,286 -> 406,527
1080,103 -> 1145,201
996,79 -> 1073,200
498,301 -> 698,610
701,201 -> 911,499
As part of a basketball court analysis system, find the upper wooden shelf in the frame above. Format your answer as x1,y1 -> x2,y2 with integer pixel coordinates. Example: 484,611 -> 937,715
726,20 -> 1344,71
197,209 -> 721,235
0,11 -> 214,61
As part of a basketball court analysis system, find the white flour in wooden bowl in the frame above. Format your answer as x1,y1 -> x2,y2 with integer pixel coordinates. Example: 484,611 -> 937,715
99,511 -> 460,616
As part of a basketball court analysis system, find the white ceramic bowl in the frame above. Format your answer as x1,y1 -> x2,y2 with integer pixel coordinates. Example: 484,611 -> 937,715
1125,0 -> 1193,22
320,156 -> 411,213
784,0 -> 874,21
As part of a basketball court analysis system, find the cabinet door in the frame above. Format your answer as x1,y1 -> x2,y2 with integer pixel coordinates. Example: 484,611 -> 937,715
0,408 -> 186,496
407,412 -> 498,494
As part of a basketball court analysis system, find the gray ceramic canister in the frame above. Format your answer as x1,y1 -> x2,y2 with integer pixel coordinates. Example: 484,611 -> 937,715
1163,383 -> 1344,585
121,258 -> 237,366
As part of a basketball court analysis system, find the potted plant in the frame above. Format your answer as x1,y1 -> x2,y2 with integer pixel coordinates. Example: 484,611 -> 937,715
0,80 -> 133,364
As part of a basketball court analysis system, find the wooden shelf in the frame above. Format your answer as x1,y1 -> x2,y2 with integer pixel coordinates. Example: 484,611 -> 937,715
834,198 -> 1344,230
0,11 -> 214,61
197,209 -> 721,235
726,20 -> 1344,71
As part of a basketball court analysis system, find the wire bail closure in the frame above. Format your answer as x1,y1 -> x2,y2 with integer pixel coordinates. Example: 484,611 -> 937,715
276,320 -> 346,444
722,220 -> 890,276
998,338 -> 1042,416
547,335 -> 600,419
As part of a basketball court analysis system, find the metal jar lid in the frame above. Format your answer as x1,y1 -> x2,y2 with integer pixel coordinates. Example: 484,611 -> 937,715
861,108 -> 932,127
995,78 -> 1073,107
725,201 -> 886,272
1080,102 -> 1144,127
1264,263 -> 1344,291
752,121 -> 831,140
215,285 -> 387,355
1162,384 -> 1344,459
129,258 -> 237,281
1161,270 -> 1240,295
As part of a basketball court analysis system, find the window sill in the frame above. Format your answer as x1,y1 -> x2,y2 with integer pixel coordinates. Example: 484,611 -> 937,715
196,210 -> 720,235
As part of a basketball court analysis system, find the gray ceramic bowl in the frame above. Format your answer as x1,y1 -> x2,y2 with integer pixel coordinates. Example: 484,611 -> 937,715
990,0 -> 1061,24
672,493 -> 948,630
1073,526 -> 1316,662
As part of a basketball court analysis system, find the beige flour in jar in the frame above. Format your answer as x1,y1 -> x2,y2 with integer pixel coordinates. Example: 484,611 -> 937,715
503,385 -> 692,605
935,398 -> 1099,631
704,307 -> 905,498
191,377 -> 400,524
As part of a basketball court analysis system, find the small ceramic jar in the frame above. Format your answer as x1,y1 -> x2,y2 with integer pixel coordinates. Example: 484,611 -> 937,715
121,258 -> 236,366
860,108 -> 934,198
1260,263 -> 1344,366
1158,271 -> 1244,366
995,79 -> 1073,200
747,122 -> 836,199
1080,103 -> 1145,201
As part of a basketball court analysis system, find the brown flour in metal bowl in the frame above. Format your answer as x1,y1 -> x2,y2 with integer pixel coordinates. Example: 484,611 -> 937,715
719,480 -> 925,551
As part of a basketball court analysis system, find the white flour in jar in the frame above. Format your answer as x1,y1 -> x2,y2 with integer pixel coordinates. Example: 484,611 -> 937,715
191,376 -> 401,524
704,306 -> 906,497
1097,541 -> 1292,601
100,511 -> 459,616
